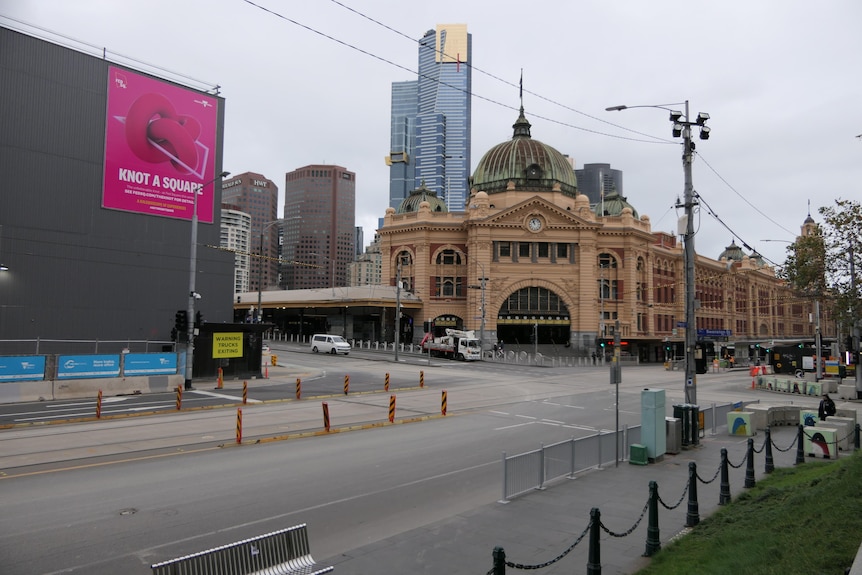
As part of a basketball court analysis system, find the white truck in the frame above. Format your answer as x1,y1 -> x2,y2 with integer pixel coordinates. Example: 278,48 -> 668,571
421,329 -> 482,361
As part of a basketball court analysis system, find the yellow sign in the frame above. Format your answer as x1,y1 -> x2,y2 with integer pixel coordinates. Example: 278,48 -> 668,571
213,333 -> 243,358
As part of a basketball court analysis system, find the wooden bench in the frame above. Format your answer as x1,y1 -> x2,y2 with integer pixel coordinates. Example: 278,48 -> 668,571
151,523 -> 333,575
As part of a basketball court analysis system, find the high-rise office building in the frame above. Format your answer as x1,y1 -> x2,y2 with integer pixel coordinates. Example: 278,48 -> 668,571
387,24 -> 471,211
221,172 -> 280,293
575,163 -> 623,205
220,207 -> 252,294
283,165 -> 356,290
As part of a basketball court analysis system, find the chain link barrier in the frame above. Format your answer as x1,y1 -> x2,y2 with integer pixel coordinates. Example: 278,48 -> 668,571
727,449 -> 748,469
696,461 -> 722,484
600,500 -> 650,537
498,519 -> 593,571
770,430 -> 799,452
657,483 -> 689,510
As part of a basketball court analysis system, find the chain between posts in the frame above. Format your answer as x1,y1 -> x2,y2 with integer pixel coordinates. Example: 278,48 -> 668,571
696,461 -> 722,484
727,449 -> 748,469
495,519 -> 593,571
600,500 -> 650,537
658,483 -> 689,510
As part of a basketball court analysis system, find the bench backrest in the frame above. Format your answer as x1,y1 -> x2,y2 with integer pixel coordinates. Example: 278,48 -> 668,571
151,523 -> 329,575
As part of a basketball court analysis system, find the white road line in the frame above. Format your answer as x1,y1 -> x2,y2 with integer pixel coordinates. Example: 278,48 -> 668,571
541,419 -> 565,425
514,414 -> 536,420
191,389 -> 261,403
494,422 -> 534,431
489,411 -> 510,416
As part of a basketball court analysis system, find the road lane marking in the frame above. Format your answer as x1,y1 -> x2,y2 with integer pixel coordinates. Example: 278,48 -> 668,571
191,389 -> 261,403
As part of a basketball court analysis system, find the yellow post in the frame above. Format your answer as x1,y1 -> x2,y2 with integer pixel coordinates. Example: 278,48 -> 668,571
344,374 -> 349,395
389,395 -> 396,423
296,378 -> 301,400
420,370 -> 425,388
243,381 -> 248,404
385,372 -> 390,392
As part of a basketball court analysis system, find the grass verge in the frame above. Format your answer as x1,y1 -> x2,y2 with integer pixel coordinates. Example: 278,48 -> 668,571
635,450 -> 862,575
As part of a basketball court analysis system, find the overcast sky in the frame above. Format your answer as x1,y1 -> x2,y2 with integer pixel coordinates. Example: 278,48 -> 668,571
3,1 -> 860,268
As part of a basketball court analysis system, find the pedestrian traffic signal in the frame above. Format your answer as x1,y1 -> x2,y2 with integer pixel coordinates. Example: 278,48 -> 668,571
175,310 -> 188,333
195,311 -> 203,328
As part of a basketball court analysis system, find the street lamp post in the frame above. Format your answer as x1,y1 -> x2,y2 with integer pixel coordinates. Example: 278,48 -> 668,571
256,219 -> 283,323
185,170 -> 230,391
607,101 -> 710,404
467,260 -> 487,352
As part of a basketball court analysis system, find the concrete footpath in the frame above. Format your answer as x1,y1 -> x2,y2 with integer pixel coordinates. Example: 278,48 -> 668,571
321,423 -> 852,575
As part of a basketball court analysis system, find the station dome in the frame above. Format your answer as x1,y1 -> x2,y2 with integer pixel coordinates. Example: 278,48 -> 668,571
470,108 -> 578,197
396,181 -> 448,214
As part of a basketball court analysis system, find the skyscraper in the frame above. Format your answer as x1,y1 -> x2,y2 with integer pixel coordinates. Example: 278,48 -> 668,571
221,172 -> 280,293
575,163 -> 623,205
387,24 -> 471,211
283,165 -> 356,290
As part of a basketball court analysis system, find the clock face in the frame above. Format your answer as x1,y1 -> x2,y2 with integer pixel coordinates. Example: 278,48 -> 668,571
528,217 -> 542,232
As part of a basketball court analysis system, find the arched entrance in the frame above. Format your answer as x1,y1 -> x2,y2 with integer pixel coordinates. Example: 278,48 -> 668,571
432,315 -> 464,337
495,287 -> 570,347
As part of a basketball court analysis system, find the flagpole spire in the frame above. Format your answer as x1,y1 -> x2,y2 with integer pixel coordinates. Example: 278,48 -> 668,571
519,69 -> 523,109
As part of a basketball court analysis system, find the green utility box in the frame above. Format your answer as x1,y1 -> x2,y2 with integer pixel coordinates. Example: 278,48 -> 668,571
629,444 -> 648,465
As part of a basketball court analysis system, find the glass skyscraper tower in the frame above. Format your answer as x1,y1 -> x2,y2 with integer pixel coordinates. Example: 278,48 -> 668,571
387,24 -> 471,211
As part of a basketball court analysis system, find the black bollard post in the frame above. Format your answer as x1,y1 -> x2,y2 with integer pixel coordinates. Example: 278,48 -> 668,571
795,424 -> 805,465
644,481 -> 661,557
587,507 -> 602,575
764,427 -> 774,473
719,448 -> 731,505
492,546 -> 506,575
686,461 -> 700,527
744,437 -> 756,488
855,424 -> 860,450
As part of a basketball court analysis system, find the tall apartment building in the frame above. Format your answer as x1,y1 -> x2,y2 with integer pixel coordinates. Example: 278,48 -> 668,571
387,24 -> 471,211
220,207 -> 252,294
575,163 -> 623,205
221,172 -> 280,294
282,165 -> 356,290
349,233 -> 382,287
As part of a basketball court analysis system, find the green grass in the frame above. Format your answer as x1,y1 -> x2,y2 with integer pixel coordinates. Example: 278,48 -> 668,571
634,451 -> 862,575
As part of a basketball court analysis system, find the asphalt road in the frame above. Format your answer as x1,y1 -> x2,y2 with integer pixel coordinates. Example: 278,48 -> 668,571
0,355 -> 814,574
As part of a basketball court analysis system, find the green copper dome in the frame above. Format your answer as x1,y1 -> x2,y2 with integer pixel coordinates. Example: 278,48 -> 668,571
719,240 -> 745,262
595,189 -> 639,219
396,181 -> 448,214
470,108 -> 578,197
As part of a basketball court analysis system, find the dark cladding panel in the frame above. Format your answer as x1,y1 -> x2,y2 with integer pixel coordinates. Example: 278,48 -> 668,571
0,26 -> 232,343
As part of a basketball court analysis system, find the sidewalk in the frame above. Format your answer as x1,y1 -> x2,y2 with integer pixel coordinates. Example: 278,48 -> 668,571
322,424 -> 845,575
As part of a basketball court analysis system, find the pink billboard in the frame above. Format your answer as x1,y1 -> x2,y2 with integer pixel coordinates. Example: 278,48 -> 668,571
103,66 -> 220,223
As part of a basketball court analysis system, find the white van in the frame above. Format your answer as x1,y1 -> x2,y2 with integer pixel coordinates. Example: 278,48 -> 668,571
310,334 -> 351,355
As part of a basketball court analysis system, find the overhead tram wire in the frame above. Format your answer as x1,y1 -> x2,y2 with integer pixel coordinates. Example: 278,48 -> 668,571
245,0 -> 802,248
327,0 -> 672,145
240,0 -> 666,144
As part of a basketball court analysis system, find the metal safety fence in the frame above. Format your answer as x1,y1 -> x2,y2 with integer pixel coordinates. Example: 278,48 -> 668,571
488,422 -> 862,574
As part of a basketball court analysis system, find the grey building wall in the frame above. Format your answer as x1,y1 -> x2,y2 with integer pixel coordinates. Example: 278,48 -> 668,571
0,26 -> 233,344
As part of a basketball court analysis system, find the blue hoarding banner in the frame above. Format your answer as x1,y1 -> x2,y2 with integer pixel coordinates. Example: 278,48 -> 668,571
123,353 -> 177,375
57,354 -> 121,379
0,356 -> 46,382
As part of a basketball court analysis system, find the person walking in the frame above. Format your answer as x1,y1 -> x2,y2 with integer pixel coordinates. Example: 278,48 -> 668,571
818,394 -> 836,421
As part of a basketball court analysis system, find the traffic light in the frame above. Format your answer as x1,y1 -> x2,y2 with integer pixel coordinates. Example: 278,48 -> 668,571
175,310 -> 188,334
170,327 -> 178,342
195,311 -> 204,328
846,335 -> 854,352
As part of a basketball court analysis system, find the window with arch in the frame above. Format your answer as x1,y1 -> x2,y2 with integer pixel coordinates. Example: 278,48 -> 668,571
598,253 -> 617,268
434,248 -> 465,298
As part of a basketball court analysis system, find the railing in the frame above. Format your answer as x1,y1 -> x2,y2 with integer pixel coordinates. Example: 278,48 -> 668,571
0,338 -> 174,355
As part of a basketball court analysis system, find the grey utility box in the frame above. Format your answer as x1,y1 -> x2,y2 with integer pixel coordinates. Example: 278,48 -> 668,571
666,417 -> 682,454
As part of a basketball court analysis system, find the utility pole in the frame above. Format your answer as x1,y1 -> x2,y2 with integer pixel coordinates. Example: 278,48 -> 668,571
605,100 -> 710,404
395,257 -> 402,362
681,100 -> 698,405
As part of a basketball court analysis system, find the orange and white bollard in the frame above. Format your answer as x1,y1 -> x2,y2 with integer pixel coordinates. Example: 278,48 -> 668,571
236,408 -> 243,444
216,367 -> 224,389
96,389 -> 103,419
389,395 -> 396,423
265,366 -> 269,379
